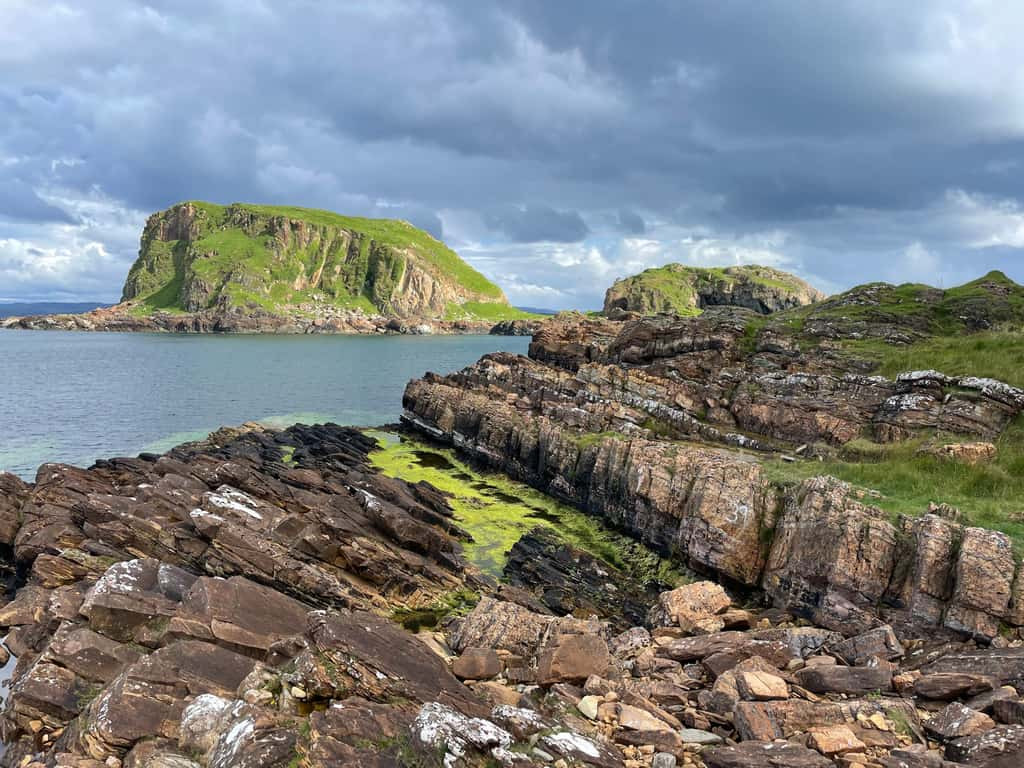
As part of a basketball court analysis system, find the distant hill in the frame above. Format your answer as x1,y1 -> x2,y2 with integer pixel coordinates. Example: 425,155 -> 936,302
603,264 -> 824,316
0,302 -> 111,319
121,201 -> 535,323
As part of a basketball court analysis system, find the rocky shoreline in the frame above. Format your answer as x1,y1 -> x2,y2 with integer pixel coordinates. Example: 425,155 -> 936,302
0,421 -> 1023,767
402,305 -> 1024,643
0,303 -> 542,336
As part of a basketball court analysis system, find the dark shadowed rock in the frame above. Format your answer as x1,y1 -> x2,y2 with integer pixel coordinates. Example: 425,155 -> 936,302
703,740 -> 833,767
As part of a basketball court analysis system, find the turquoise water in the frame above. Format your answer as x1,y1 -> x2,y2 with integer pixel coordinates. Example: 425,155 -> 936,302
0,330 -> 527,480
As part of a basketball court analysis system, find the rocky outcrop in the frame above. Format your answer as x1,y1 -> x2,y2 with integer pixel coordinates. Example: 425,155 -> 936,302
603,264 -> 825,316
4,425 -> 1024,767
123,201 -> 510,318
4,201 -> 545,335
402,280 -> 1024,642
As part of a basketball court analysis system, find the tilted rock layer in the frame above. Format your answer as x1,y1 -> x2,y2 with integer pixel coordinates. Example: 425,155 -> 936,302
2,425 -> 1024,767
403,274 -> 1024,641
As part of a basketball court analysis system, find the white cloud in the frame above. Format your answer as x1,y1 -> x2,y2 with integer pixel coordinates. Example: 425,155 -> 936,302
944,189 -> 1024,248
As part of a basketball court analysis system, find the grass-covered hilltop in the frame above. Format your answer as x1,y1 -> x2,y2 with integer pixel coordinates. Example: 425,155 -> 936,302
603,263 -> 825,316
120,201 -> 536,324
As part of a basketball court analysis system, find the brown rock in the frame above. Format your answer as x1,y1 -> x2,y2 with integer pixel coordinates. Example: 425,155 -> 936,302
831,625 -> 904,665
914,672 -> 999,701
538,634 -> 612,685
920,648 -> 1024,687
451,648 -> 502,680
615,702 -> 674,732
762,476 -> 899,635
808,725 -> 867,756
449,597 -> 604,657
703,740 -> 833,767
992,698 -> 1024,725
924,702 -> 995,741
169,575 -> 309,654
945,724 -> 1024,764
734,698 -> 919,743
794,663 -> 893,695
735,670 -> 789,701
647,581 -> 731,633
922,442 -> 997,465
943,527 -> 1015,640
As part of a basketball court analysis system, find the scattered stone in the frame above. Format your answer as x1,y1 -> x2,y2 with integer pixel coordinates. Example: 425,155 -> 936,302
923,702 -> 995,741
452,648 -> 502,680
808,725 -> 867,756
735,670 -> 789,701
703,740 -> 833,768
648,581 -> 731,634
538,634 -> 612,685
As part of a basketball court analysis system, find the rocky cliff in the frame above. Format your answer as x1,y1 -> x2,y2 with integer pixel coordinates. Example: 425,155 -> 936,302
403,272 -> 1024,642
123,202 -> 516,320
603,264 -> 825,316
2,202 -> 544,335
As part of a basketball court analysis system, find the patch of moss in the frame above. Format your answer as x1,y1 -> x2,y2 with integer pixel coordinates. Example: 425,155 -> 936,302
392,589 -> 480,632
366,430 -> 686,584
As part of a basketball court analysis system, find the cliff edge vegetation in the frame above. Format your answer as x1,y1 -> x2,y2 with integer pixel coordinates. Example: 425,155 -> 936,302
603,263 -> 825,316
121,201 -> 536,323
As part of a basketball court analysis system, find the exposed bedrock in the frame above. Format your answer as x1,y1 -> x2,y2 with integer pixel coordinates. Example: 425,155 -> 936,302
402,311 -> 1024,642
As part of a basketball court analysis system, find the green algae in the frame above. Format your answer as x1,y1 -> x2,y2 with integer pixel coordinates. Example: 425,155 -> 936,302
366,430 -> 688,586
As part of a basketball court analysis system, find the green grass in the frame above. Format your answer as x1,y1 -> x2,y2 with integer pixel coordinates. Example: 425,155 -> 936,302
604,264 -> 815,316
868,329 -> 1024,388
764,415 -> 1024,552
124,200 -> 508,316
232,203 -> 503,298
442,301 -> 545,322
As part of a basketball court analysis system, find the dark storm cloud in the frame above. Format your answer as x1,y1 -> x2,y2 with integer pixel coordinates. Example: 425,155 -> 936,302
0,179 -> 74,223
485,206 -> 589,243
618,210 -> 645,235
1,0 -> 1024,306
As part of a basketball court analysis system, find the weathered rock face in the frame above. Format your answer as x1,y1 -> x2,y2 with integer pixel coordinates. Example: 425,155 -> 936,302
402,285 -> 1024,642
3,201 -> 546,335
122,201 -> 510,319
603,264 -> 825,316
504,527 -> 668,631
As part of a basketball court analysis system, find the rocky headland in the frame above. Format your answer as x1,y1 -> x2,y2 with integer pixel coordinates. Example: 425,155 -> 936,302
1,202 -> 543,336
602,265 -> 825,317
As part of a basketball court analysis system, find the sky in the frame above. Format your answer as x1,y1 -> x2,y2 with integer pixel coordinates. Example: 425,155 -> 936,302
3,1 -> 1024,310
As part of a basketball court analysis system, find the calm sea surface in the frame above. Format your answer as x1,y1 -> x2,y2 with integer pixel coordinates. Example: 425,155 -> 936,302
0,330 -> 528,480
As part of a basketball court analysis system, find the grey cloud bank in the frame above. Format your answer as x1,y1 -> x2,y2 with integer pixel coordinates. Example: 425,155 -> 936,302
2,0 -> 1024,308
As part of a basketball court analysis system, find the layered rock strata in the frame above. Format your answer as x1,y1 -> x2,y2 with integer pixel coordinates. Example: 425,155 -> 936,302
2,427 -> 1024,767
402,309 -> 1024,641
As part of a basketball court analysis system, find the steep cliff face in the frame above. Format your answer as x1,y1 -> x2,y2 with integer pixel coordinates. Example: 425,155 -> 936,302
121,201 -> 517,321
603,264 -> 825,316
